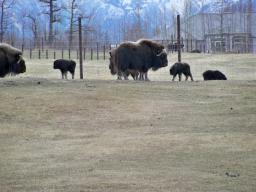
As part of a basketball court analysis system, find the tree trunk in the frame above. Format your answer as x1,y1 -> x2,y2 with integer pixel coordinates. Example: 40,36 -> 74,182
49,0 -> 54,45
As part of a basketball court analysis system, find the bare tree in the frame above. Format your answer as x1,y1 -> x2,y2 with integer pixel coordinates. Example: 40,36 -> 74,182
26,14 -> 40,48
0,0 -> 16,42
39,0 -> 62,45
129,0 -> 147,40
64,0 -> 78,48
183,0 -> 193,40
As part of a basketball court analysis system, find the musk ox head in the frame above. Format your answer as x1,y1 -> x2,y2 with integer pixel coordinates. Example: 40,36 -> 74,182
0,43 -> 26,77
109,49 -> 118,75
152,50 -> 168,71
12,57 -> 26,74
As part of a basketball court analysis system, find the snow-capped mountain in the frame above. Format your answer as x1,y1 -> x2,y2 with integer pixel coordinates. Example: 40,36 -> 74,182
3,0 -> 255,43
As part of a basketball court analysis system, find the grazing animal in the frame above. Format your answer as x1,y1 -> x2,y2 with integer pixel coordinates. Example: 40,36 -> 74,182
109,39 -> 168,81
0,43 -> 26,77
202,70 -> 227,80
169,62 -> 194,81
53,59 -> 76,79
190,49 -> 201,53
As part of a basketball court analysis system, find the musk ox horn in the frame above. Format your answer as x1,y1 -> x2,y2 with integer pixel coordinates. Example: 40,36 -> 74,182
17,55 -> 23,64
156,49 -> 167,56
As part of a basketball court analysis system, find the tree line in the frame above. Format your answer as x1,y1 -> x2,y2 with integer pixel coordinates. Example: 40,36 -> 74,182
0,0 -> 254,50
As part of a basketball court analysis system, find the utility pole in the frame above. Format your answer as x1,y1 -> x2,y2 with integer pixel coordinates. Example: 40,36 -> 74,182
177,15 -> 181,62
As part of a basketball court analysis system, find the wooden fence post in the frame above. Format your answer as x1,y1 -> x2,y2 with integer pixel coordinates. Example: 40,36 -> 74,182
103,45 -> 106,60
41,37 -> 44,52
97,43 -> 99,60
190,39 -> 193,52
38,49 -> 41,59
46,50 -> 49,59
78,17 -> 84,79
30,48 -> 32,59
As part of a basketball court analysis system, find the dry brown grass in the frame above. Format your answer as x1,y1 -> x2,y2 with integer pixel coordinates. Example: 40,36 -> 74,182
0,53 -> 256,192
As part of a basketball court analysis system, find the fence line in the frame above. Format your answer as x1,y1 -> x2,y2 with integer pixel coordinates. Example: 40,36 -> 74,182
22,47 -> 112,60
5,37 -> 256,60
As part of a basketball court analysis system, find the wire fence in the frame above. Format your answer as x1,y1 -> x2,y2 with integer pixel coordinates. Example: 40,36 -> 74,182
21,47 -> 111,61
4,36 -> 256,61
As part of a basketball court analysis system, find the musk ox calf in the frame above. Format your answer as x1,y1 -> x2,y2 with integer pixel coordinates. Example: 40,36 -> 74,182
190,49 -> 201,53
170,62 -> 194,81
202,70 -> 227,80
0,43 -> 26,78
109,39 -> 168,81
53,59 -> 76,79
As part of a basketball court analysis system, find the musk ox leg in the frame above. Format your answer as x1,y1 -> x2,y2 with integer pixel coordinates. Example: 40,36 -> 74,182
172,74 -> 177,81
61,72 -> 64,79
131,73 -> 137,80
117,71 -> 122,80
139,73 -> 144,81
72,73 -> 75,79
145,72 -> 150,81
178,73 -> 182,81
130,71 -> 139,80
123,72 -> 129,80
190,74 -> 194,81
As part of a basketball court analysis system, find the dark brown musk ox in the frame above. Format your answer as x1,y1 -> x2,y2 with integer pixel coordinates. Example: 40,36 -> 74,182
109,39 -> 168,81
0,43 -> 26,78
190,49 -> 201,53
202,70 -> 227,80
53,59 -> 76,79
169,62 -> 194,81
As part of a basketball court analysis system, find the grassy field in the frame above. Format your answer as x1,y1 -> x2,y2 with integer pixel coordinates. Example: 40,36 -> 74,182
0,53 -> 256,192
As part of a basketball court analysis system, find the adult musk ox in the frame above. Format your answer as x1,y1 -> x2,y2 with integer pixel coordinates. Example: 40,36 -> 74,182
53,59 -> 76,79
169,62 -> 194,81
109,39 -> 168,81
0,43 -> 26,77
202,70 -> 227,80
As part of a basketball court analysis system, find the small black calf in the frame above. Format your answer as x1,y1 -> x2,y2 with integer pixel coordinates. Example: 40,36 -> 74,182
53,59 -> 76,79
170,62 -> 194,81
203,70 -> 227,80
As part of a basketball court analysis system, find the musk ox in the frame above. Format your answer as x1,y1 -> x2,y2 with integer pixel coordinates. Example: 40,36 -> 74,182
109,39 -> 168,81
53,59 -> 76,79
0,43 -> 26,77
190,49 -> 201,53
202,70 -> 227,80
170,62 -> 194,81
